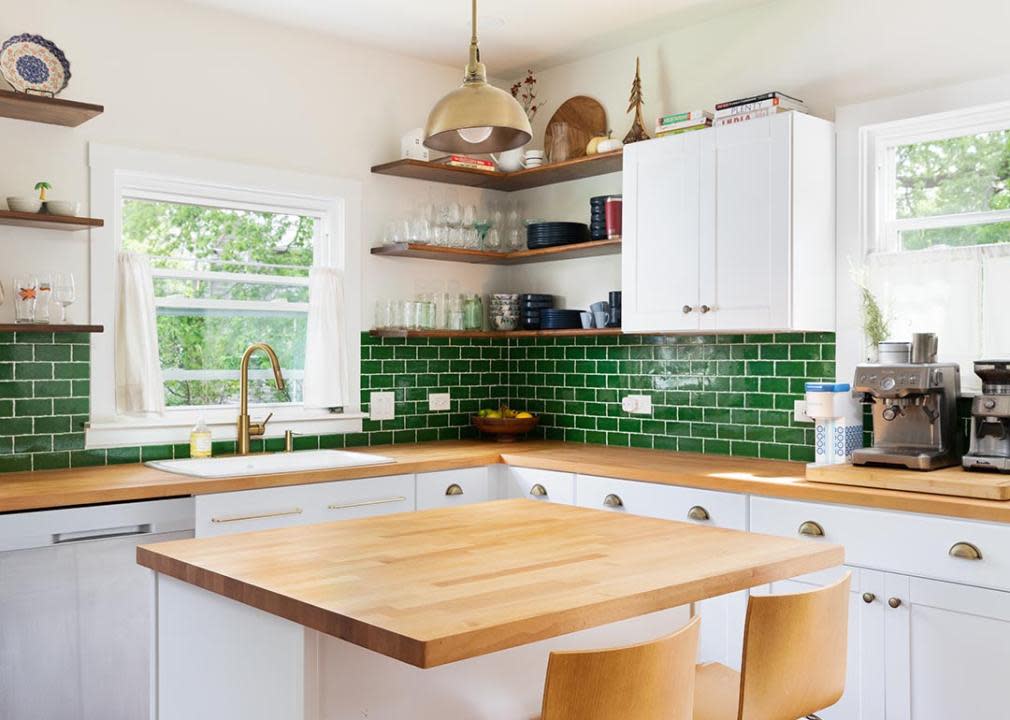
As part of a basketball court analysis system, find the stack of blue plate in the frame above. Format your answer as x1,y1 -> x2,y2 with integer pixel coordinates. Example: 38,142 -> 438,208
527,222 -> 590,250
539,309 -> 583,330
521,293 -> 554,329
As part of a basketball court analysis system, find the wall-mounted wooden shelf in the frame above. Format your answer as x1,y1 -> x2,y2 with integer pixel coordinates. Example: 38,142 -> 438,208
0,323 -> 104,334
371,238 -> 621,265
0,210 -> 104,231
370,150 -> 623,192
370,328 -> 622,339
0,89 -> 104,127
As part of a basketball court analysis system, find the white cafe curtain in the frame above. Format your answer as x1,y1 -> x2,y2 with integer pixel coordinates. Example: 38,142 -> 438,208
115,252 -> 165,414
303,266 -> 348,409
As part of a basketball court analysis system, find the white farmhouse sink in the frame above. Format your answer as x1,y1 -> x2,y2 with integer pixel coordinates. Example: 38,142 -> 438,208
146,450 -> 396,479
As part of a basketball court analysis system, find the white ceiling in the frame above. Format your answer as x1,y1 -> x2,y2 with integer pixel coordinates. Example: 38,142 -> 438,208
182,0 -> 768,78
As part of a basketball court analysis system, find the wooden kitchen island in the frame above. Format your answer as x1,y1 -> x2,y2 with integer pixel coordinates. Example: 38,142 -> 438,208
138,499 -> 843,720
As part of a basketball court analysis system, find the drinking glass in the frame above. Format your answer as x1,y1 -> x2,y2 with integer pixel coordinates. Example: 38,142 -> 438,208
484,227 -> 502,252
53,272 -> 76,323
13,274 -> 38,324
462,204 -> 477,229
445,201 -> 462,228
35,272 -> 52,324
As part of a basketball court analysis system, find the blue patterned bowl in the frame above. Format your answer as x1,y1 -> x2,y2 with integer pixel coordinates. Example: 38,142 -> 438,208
0,33 -> 71,96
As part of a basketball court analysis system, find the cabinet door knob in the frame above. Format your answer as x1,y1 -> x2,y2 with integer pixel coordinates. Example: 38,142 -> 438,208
862,592 -> 876,604
798,520 -> 825,537
949,542 -> 982,560
888,597 -> 902,609
682,305 -> 694,314
699,305 -> 712,314
529,484 -> 548,497
687,505 -> 710,521
445,483 -> 464,496
603,493 -> 624,508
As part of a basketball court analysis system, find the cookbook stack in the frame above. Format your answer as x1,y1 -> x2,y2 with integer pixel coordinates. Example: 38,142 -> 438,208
713,91 -> 807,127
655,110 -> 713,137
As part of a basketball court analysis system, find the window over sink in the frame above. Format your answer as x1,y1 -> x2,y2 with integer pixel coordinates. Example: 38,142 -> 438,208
87,144 -> 363,447
862,102 -> 1010,391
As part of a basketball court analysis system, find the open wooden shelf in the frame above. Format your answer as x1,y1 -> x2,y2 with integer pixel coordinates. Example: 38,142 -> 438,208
0,89 -> 104,127
371,238 -> 621,265
371,150 -> 623,192
0,210 -> 104,231
370,328 -> 622,339
0,323 -> 104,334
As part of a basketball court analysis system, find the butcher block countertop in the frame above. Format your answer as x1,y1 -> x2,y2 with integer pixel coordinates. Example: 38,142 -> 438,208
5,439 -> 1010,523
137,499 -> 843,668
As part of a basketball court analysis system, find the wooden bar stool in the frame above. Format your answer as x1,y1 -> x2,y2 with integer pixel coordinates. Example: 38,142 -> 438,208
539,615 -> 701,720
694,572 -> 851,720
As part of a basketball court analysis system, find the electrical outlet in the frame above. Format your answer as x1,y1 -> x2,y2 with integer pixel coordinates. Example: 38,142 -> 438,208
621,394 -> 653,415
369,391 -> 395,421
429,392 -> 451,411
794,399 -> 813,423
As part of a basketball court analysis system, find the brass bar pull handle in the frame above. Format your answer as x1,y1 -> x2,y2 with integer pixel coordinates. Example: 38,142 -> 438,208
949,542 -> 982,560
211,507 -> 303,524
888,597 -> 902,609
529,484 -> 548,497
798,521 -> 825,537
445,483 -> 464,496
328,496 -> 407,511
687,505 -> 710,521
862,592 -> 876,604
603,493 -> 624,508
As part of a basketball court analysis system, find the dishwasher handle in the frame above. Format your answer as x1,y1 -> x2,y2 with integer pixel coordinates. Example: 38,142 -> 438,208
52,523 -> 154,544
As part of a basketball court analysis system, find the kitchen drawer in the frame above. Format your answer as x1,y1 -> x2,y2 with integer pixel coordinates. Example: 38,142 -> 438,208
505,467 -> 575,504
575,474 -> 748,530
750,496 -> 1010,592
195,474 -> 415,537
417,468 -> 491,510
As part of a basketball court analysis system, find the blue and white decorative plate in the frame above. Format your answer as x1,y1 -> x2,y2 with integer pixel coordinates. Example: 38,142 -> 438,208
0,33 -> 71,96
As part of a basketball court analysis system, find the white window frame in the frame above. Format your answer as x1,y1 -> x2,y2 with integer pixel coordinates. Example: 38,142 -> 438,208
87,144 -> 363,448
862,100 -> 1010,254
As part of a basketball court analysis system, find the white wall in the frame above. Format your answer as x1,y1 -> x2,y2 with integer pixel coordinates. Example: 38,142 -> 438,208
0,0 -> 508,327
507,0 -> 1010,314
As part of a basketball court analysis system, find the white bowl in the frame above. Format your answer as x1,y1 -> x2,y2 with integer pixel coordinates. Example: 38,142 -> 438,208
7,197 -> 42,214
45,200 -> 81,217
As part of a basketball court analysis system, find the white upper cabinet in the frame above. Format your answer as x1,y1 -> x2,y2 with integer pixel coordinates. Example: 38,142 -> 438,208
622,112 -> 835,333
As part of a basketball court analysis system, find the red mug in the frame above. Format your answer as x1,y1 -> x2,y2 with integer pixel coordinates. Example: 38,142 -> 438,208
605,197 -> 623,239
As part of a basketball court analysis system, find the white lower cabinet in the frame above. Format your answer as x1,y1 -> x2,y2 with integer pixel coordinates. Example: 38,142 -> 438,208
195,474 -> 415,537
575,474 -> 749,668
416,468 -> 491,510
503,466 -> 576,504
752,495 -> 1010,719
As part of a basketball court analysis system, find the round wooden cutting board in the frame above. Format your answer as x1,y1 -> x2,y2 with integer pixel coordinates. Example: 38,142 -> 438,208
543,96 -> 608,164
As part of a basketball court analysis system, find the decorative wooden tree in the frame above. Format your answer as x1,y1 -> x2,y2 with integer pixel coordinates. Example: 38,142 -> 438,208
623,57 -> 649,144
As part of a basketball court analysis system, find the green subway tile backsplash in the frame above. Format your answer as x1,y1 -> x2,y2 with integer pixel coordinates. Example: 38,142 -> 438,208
0,330 -> 838,473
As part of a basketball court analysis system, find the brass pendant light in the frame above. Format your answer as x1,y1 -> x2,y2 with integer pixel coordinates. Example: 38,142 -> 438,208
423,0 -> 532,154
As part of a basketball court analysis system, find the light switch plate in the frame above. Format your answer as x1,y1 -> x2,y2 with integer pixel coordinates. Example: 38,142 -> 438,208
370,391 -> 395,421
621,394 -> 652,415
429,392 -> 451,411
794,399 -> 813,423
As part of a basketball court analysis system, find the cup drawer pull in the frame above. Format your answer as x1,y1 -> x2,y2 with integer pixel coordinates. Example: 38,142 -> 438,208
328,496 -> 407,511
949,542 -> 983,561
529,484 -> 548,497
211,507 -> 303,524
603,493 -> 624,508
445,483 -> 464,496
687,506 -> 710,521
798,521 -> 825,537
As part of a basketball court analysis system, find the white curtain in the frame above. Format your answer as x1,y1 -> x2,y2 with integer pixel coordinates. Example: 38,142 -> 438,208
115,252 -> 165,414
303,266 -> 348,409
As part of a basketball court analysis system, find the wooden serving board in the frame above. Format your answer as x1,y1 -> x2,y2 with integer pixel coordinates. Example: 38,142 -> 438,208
543,95 -> 607,163
806,463 -> 1010,500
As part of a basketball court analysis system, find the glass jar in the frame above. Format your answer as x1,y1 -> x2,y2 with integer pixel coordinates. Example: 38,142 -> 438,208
463,294 -> 483,331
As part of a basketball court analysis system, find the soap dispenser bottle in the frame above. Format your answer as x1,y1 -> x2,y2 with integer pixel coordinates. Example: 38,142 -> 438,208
190,416 -> 212,458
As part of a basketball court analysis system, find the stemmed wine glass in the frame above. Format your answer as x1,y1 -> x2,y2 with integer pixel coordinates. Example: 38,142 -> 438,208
53,272 -> 76,323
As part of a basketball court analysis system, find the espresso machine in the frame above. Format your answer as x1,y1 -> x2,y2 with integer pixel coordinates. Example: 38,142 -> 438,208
851,333 -> 961,470
963,360 -> 1010,472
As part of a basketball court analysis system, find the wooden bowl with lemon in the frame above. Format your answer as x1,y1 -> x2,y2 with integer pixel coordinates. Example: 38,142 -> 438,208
472,406 -> 539,443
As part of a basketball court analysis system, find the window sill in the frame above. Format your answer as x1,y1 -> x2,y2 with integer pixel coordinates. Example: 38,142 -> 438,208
85,412 -> 366,449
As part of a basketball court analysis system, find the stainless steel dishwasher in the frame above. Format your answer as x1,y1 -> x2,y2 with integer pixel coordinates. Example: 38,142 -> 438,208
0,497 -> 194,720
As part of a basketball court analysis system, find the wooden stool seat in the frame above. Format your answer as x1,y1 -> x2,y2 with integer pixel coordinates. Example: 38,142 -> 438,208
692,662 -> 741,720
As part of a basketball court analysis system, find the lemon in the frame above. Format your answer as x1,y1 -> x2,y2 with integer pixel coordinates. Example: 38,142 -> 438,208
515,411 -> 533,419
